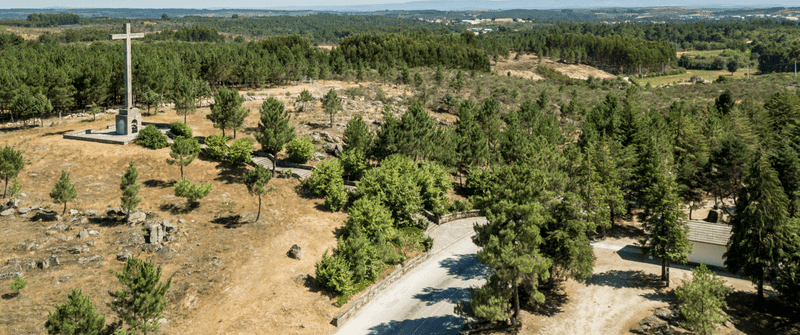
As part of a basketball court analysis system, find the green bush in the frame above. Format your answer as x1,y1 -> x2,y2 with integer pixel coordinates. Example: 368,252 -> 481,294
346,196 -> 395,241
315,251 -> 354,297
340,148 -> 367,181
286,137 -> 315,164
10,276 -> 26,293
226,138 -> 254,167
204,133 -> 229,161
173,178 -> 212,205
307,159 -> 343,196
325,181 -> 348,212
417,161 -> 453,215
135,125 -> 169,149
449,199 -> 473,213
169,122 -> 193,138
355,154 -> 422,226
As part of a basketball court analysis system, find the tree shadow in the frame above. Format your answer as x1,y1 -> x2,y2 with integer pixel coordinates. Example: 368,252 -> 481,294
159,203 -> 196,214
210,214 -> 247,229
1,292 -> 18,299
413,286 -> 472,306
214,164 -> 248,185
439,253 -> 488,281
525,283 -> 568,317
143,179 -> 176,188
586,270 -> 662,290
725,291 -> 800,334
43,129 -> 75,136
604,223 -> 645,240
366,315 -> 465,335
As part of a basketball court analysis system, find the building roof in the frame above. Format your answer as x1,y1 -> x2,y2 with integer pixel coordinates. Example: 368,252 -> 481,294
686,220 -> 732,246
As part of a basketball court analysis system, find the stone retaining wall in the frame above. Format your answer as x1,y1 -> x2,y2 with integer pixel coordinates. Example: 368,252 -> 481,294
421,209 -> 482,225
332,248 -> 433,327
253,151 -> 317,171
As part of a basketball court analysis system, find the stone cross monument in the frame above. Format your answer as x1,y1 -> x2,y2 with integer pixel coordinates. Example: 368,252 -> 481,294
111,23 -> 144,135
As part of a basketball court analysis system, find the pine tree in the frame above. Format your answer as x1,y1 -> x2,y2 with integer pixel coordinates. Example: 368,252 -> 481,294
726,149 -> 794,302
242,165 -> 272,222
322,89 -> 342,128
343,114 -> 372,153
255,98 -> 295,174
0,145 -> 24,198
45,288 -> 106,335
169,73 -> 208,125
398,101 -> 434,160
455,100 -> 488,185
166,136 -> 200,180
120,161 -> 141,218
108,256 -> 172,335
675,264 -> 732,335
639,138 -> 692,287
208,86 -> 244,138
469,161 -> 554,323
50,170 -> 76,215
230,106 -> 250,139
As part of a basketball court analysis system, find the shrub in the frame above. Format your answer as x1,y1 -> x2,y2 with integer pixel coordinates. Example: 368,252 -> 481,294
307,159 -> 343,196
675,264 -> 732,335
417,161 -> 453,215
173,178 -> 212,205
340,148 -> 367,181
45,288 -> 106,335
346,196 -> 394,240
226,138 -> 254,167
286,137 -> 315,164
297,89 -> 313,102
169,122 -> 193,138
135,125 -> 168,149
315,251 -> 354,297
449,199 -> 473,213
355,154 -> 422,226
203,133 -> 229,161
10,276 -> 26,294
325,181 -> 348,212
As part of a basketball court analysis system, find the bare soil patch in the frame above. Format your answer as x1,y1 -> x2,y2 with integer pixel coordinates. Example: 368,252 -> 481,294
492,53 -> 617,81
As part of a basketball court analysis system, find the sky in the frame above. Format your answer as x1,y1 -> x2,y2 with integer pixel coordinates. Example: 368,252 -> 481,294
0,0 -> 796,9
2,0 -> 411,8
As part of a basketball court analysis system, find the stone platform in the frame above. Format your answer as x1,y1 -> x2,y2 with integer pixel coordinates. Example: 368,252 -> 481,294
63,122 -> 169,145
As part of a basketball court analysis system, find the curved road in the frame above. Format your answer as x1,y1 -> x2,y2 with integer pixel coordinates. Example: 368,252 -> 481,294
335,217 -> 488,335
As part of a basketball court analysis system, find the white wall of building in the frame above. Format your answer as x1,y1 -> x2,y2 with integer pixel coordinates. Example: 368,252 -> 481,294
688,242 -> 727,268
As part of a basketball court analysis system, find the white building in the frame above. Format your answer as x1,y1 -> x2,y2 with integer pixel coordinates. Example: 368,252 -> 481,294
685,220 -> 732,268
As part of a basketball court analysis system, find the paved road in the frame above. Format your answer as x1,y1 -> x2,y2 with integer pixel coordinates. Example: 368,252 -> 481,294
335,217 -> 488,335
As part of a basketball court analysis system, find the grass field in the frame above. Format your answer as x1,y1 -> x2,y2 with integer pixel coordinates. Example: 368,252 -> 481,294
640,69 -> 751,87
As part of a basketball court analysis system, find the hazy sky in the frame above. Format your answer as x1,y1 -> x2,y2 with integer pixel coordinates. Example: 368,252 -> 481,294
2,0 -> 412,8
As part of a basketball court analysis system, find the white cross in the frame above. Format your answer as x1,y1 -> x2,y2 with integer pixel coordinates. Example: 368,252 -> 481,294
111,23 -> 144,109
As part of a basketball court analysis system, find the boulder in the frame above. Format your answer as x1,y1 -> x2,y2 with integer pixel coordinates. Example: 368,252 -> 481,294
157,247 -> 177,260
77,254 -> 103,265
68,209 -> 79,215
68,244 -> 90,254
705,210 -> 720,223
0,266 -> 22,280
323,143 -> 343,157
85,209 -> 99,216
0,208 -> 15,216
653,307 -> 680,325
78,229 -> 89,239
287,244 -> 302,260
162,220 -> 176,233
312,152 -> 326,161
80,218 -> 88,224
141,243 -> 162,253
121,230 -> 145,247
106,206 -> 124,217
630,315 -> 669,334
17,207 -> 30,214
127,211 -> 146,225
47,255 -> 60,267
5,197 -> 20,208
117,250 -> 133,262
149,224 -> 164,244
320,131 -> 341,143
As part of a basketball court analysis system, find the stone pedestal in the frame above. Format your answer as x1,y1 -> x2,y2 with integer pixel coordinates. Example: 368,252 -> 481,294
116,107 -> 142,135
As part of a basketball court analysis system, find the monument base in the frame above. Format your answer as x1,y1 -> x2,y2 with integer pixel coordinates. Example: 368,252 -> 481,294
116,107 -> 142,135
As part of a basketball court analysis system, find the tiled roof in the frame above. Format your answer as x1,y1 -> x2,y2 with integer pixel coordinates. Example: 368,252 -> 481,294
686,220 -> 732,246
